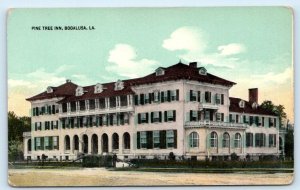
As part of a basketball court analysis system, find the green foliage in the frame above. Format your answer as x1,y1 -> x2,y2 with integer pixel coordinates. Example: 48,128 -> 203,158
8,140 -> 23,162
8,111 -> 31,142
230,153 -> 238,161
260,100 -> 287,127
285,128 -> 294,160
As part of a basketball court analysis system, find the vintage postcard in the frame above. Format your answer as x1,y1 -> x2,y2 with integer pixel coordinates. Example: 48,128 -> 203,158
7,7 -> 294,186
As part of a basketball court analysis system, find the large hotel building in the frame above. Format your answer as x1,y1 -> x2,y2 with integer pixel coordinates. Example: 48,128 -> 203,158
23,62 -> 285,161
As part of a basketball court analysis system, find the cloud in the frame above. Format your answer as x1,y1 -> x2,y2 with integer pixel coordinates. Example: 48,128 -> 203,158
251,67 -> 292,85
218,43 -> 246,56
8,79 -> 36,88
162,27 -> 207,52
106,44 -> 158,78
162,27 -> 246,69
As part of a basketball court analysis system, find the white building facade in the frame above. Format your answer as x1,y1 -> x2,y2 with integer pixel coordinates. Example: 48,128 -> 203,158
23,62 -> 282,161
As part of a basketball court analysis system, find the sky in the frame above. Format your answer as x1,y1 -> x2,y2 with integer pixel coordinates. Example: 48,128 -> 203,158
7,7 -> 293,122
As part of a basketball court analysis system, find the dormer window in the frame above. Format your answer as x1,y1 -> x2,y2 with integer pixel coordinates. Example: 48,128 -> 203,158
114,80 -> 124,91
76,86 -> 84,96
239,100 -> 245,108
94,83 -> 103,94
46,86 -> 53,93
198,67 -> 207,75
252,102 -> 258,109
155,68 -> 165,76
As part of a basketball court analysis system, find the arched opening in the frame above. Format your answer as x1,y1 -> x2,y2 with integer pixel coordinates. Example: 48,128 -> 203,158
222,132 -> 230,148
123,132 -> 130,149
27,139 -> 32,152
234,133 -> 242,148
73,135 -> 79,151
92,134 -> 98,154
65,135 -> 70,151
102,133 -> 108,153
83,134 -> 88,153
210,132 -> 218,148
112,133 -> 119,150
189,132 -> 199,148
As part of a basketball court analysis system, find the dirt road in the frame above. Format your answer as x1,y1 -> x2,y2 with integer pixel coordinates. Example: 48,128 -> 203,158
8,168 -> 293,186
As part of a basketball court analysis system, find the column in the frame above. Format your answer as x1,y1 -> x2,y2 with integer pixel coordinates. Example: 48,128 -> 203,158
79,136 -> 83,153
98,135 -> 102,154
88,135 -> 92,154
70,136 -> 74,154
108,134 -> 112,153
119,134 -> 123,154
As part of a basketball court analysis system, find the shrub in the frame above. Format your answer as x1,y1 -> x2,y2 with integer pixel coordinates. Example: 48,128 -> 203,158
230,153 -> 239,161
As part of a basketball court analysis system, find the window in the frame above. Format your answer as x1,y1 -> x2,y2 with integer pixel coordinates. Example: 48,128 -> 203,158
120,95 -> 128,107
171,90 -> 176,101
53,136 -> 59,149
75,86 -> 83,96
255,133 -> 266,147
99,98 -> 105,109
79,100 -> 85,111
190,110 -> 198,121
156,68 -> 165,76
89,99 -> 95,110
189,132 -> 199,148
269,134 -> 276,147
216,113 -> 221,121
114,80 -> 124,90
153,131 -> 160,148
70,102 -> 76,112
144,94 -> 149,104
190,90 -> 197,101
138,113 -> 149,124
205,111 -> 210,121
210,132 -> 218,148
239,100 -> 245,108
166,130 -> 174,148
234,133 -> 242,148
243,115 -> 249,124
221,94 -> 224,105
94,83 -> 103,93
216,93 -> 221,104
151,111 -> 161,123
205,91 -> 211,103
246,133 -> 253,147
199,67 -> 207,75
140,132 -> 147,149
109,97 -> 116,108
222,133 -> 230,148
35,137 -> 41,150
165,110 -> 176,122
154,91 -> 160,102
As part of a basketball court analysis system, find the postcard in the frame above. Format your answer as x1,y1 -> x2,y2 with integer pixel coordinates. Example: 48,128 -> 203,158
7,7 -> 294,186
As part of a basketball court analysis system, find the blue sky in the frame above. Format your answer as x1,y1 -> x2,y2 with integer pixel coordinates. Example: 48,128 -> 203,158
7,7 -> 293,121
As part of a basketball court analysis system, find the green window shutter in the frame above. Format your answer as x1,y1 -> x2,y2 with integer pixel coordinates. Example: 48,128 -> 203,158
164,111 -> 167,122
147,131 -> 153,149
160,130 -> 166,149
186,91 -> 190,102
174,130 -> 177,149
151,112 -> 154,123
159,112 -> 162,122
206,133 -> 210,149
134,95 -> 139,105
186,112 -> 190,122
173,110 -> 176,122
137,132 -> 140,149
146,113 -> 149,123
176,89 -> 179,101
149,93 -> 152,104
197,91 -> 201,102
161,91 -> 165,103
167,90 -> 171,102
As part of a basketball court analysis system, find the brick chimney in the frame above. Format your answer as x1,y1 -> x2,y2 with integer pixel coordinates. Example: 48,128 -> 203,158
249,88 -> 258,103
189,62 -> 197,68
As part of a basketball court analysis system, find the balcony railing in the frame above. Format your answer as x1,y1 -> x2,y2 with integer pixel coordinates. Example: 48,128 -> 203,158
59,105 -> 134,116
185,120 -> 247,128
199,103 -> 219,110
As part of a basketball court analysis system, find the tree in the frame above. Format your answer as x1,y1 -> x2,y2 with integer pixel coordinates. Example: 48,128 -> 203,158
8,111 -> 31,142
285,127 -> 294,160
260,101 -> 287,127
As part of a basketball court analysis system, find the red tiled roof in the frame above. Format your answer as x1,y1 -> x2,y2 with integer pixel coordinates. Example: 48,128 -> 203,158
26,82 -> 78,101
126,63 -> 236,86
27,62 -> 236,102
58,82 -> 135,103
229,97 -> 277,116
